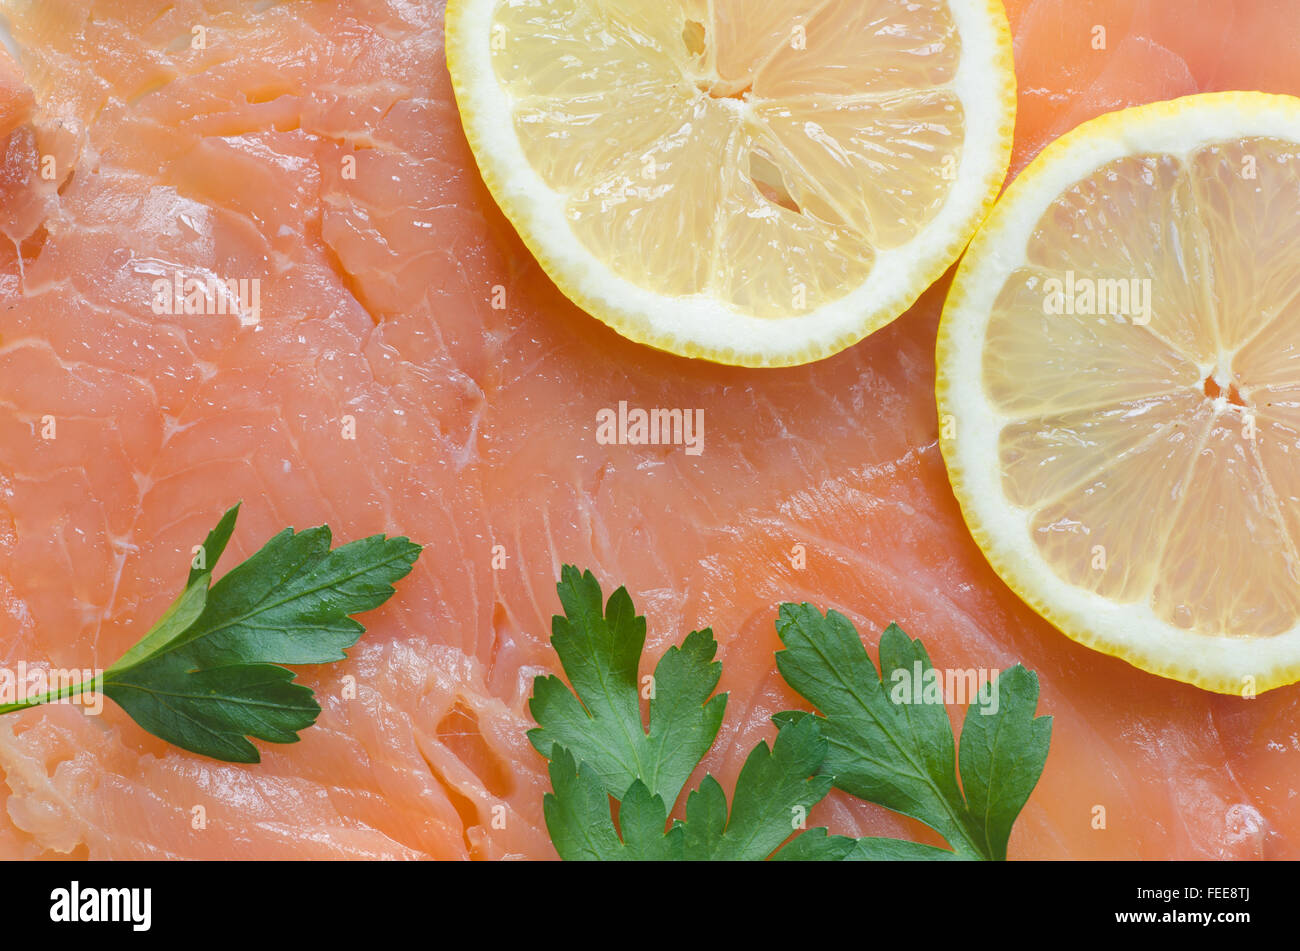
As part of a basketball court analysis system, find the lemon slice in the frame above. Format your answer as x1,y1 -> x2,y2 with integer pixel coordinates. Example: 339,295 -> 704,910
446,0 -> 1015,367
938,92 -> 1300,695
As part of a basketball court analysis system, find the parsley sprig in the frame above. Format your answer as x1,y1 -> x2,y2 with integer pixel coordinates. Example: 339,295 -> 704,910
1,505 -> 421,762
774,605 -> 1052,860
532,567 -> 1052,860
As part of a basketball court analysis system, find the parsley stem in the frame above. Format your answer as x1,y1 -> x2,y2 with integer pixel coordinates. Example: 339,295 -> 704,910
0,676 -> 100,715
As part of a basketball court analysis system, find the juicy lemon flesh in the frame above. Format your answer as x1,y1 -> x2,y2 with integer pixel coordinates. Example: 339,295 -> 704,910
491,0 -> 966,318
985,138 -> 1300,640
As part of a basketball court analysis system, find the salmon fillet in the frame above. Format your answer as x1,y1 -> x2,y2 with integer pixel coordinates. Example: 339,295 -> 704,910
0,0 -> 1295,859
0,43 -> 31,140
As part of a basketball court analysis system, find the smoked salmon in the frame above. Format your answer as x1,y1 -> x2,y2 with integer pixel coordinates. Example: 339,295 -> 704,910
0,0 -> 1295,859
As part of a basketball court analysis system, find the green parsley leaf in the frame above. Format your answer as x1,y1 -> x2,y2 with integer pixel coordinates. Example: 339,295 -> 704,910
953,663 -> 1055,859
542,716 -> 835,861
774,606 -> 1052,860
528,565 -> 727,807
0,504 -> 422,763
532,566 -> 849,860
676,713 -> 833,860
543,747 -> 682,860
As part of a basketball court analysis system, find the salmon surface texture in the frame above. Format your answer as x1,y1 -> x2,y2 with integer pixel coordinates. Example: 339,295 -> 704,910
0,0 -> 1297,859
